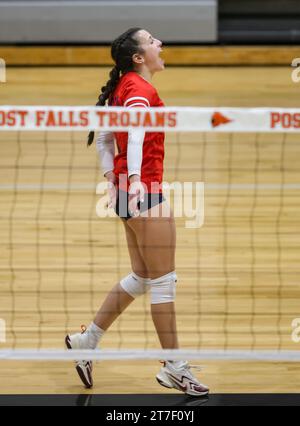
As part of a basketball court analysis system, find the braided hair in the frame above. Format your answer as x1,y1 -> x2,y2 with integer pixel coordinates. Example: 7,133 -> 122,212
87,27 -> 143,146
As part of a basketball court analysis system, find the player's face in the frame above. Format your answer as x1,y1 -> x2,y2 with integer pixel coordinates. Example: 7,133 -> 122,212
135,30 -> 164,73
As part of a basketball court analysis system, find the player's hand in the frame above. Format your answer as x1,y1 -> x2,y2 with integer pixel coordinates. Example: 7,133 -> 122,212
128,177 -> 145,218
105,171 -> 117,209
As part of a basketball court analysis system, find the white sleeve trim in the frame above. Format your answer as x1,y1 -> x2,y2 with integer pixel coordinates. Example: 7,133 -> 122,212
96,131 -> 115,176
127,104 -> 148,109
127,103 -> 149,109
127,128 -> 146,178
124,96 -> 150,107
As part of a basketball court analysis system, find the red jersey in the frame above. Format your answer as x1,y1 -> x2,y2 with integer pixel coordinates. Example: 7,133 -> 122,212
109,72 -> 165,193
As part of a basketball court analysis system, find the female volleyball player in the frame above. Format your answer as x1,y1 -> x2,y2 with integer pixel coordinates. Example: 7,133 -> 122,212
66,28 -> 209,396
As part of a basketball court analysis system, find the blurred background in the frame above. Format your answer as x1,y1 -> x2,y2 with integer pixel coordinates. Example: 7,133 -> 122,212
0,0 -> 299,99
0,0 -> 300,45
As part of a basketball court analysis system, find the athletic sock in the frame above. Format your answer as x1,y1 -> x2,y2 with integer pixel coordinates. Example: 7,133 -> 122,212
167,360 -> 187,370
80,322 -> 105,349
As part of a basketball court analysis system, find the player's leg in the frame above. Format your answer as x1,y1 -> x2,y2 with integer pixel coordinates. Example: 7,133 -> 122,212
65,219 -> 150,388
68,218 -> 149,342
122,218 -> 149,279
93,219 -> 149,330
127,201 -> 209,396
127,200 -> 179,349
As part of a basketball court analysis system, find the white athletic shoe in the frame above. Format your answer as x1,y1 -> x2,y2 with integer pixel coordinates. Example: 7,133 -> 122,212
65,326 -> 93,389
156,361 -> 209,397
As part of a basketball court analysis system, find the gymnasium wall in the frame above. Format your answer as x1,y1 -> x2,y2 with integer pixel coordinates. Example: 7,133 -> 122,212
219,0 -> 300,43
0,0 -> 217,44
0,0 -> 299,45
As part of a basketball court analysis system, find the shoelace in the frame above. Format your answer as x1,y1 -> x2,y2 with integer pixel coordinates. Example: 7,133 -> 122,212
188,364 -> 203,372
160,360 -> 203,372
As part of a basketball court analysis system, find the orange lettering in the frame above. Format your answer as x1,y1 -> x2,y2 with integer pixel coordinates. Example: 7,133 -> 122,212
168,112 -> 177,127
7,111 -> 16,126
18,111 -> 28,126
282,113 -> 291,129
131,111 -> 141,127
294,113 -> 300,128
109,112 -> 118,127
96,111 -> 107,126
120,112 -> 130,127
46,111 -> 56,126
143,112 -> 152,127
80,111 -> 89,126
155,112 -> 165,127
36,110 -> 46,126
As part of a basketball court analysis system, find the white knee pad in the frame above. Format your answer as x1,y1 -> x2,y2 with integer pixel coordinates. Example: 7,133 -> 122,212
120,272 -> 151,298
151,271 -> 177,304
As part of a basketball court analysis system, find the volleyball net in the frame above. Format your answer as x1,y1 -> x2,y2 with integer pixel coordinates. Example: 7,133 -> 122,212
0,106 -> 300,361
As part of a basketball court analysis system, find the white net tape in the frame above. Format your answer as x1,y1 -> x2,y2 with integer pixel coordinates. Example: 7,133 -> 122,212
1,349 -> 300,362
0,106 -> 300,132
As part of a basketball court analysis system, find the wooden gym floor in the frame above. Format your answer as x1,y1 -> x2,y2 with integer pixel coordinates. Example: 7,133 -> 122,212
0,64 -> 300,394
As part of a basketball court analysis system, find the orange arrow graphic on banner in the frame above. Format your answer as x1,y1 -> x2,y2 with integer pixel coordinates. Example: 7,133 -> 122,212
211,112 -> 232,128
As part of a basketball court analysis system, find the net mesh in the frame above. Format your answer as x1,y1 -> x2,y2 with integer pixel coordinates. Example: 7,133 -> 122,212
0,107 -> 300,360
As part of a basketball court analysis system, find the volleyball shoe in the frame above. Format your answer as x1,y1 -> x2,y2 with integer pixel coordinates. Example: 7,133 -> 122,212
156,361 -> 209,397
65,326 -> 93,389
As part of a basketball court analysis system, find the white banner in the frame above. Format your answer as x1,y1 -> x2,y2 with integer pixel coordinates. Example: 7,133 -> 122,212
0,106 -> 300,132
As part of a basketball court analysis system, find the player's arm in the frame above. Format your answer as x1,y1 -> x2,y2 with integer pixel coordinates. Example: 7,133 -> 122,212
122,81 -> 153,215
124,90 -> 150,185
96,131 -> 116,183
96,131 -> 116,208
127,127 -> 146,183
127,127 -> 146,216
126,103 -> 148,209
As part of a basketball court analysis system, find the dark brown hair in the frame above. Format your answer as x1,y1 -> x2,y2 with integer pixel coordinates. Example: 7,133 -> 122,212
87,27 -> 143,146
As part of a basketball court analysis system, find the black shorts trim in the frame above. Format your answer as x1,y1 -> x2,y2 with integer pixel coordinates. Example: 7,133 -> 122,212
115,190 -> 165,220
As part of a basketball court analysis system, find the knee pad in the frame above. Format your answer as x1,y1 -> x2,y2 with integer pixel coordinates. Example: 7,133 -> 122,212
120,272 -> 151,298
151,271 -> 177,304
